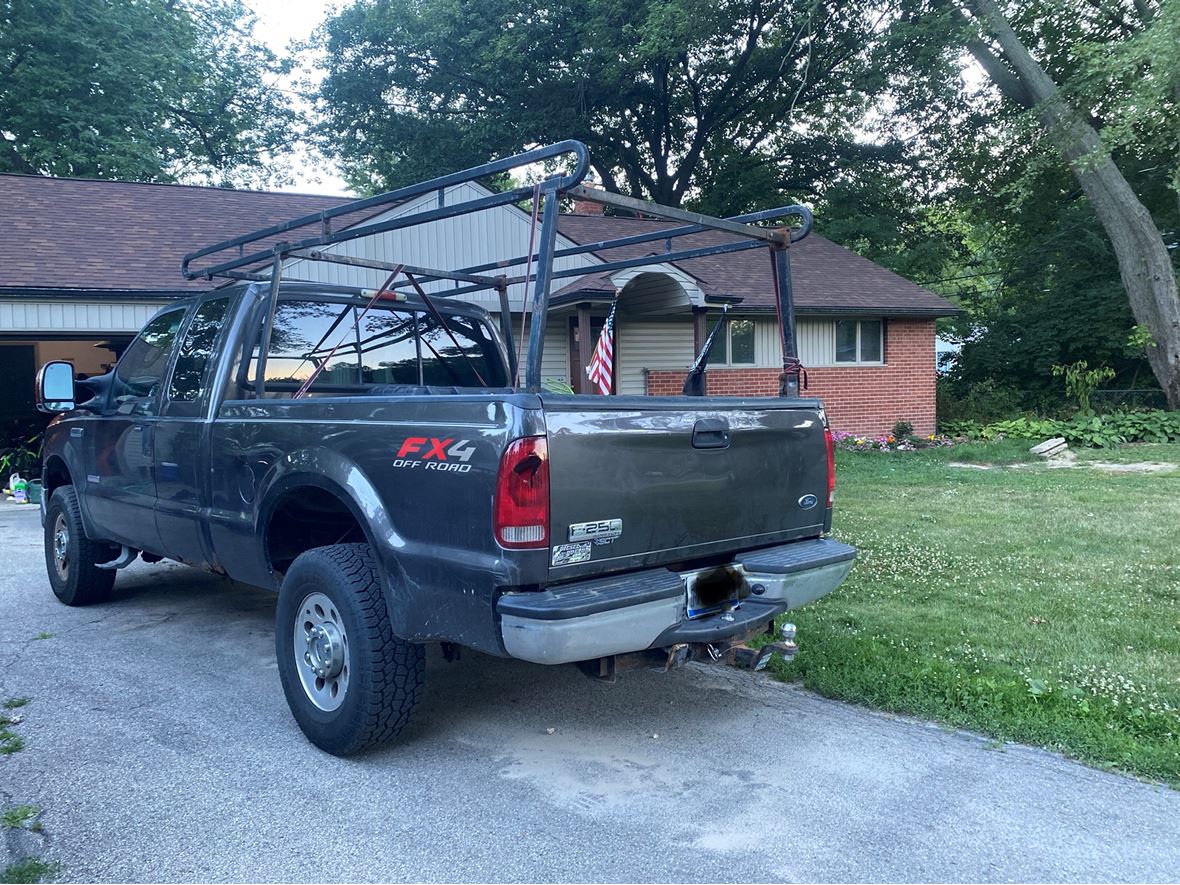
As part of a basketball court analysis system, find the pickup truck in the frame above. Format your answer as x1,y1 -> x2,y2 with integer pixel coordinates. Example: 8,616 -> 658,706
34,144 -> 855,755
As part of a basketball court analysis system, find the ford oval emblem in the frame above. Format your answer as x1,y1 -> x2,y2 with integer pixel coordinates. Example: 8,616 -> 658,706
797,494 -> 818,510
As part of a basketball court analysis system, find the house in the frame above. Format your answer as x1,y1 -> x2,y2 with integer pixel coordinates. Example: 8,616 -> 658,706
0,173 -> 958,434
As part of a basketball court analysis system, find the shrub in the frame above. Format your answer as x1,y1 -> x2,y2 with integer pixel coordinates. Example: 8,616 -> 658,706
1051,360 -> 1116,416
943,410 -> 1180,448
936,378 -> 1026,424
891,420 -> 914,440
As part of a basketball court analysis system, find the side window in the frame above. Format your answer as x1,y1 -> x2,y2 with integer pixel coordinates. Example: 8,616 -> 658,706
169,298 -> 231,403
113,308 -> 187,408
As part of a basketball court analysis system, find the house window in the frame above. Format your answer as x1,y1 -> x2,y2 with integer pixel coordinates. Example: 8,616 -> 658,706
834,319 -> 883,364
705,316 -> 756,365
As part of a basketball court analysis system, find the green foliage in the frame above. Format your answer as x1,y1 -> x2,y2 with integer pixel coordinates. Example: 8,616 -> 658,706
312,0 -> 889,209
890,420 -> 914,440
937,378 -> 1027,424
944,410 -> 1180,448
1051,361 -> 1116,415
1,858 -> 57,884
1,806 -> 39,830
2,698 -> 30,709
0,0 -> 299,185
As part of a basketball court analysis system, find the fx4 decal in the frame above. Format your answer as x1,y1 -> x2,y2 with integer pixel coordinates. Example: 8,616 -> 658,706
394,437 -> 477,473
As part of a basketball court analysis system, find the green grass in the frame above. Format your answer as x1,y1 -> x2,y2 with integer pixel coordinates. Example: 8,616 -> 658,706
1,699 -> 29,710
1,806 -> 39,830
31,634 -> 52,642
0,858 -> 57,885
774,442 -> 1180,785
1071,442 -> 1180,466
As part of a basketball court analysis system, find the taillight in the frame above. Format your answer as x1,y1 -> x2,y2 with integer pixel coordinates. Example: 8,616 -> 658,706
494,436 -> 549,549
824,426 -> 836,507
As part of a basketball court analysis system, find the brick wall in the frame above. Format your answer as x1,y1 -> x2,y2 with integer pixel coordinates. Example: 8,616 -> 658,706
645,319 -> 936,436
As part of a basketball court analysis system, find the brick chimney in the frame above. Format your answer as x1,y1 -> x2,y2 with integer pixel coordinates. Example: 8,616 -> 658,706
572,181 -> 605,215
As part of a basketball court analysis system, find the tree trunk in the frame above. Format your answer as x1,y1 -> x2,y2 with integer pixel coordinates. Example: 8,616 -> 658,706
967,0 -> 1180,408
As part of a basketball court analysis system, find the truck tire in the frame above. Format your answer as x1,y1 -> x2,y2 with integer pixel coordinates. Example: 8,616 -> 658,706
275,543 -> 425,756
44,486 -> 117,606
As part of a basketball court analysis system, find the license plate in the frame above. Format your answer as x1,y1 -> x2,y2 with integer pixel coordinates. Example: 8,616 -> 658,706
685,565 -> 744,619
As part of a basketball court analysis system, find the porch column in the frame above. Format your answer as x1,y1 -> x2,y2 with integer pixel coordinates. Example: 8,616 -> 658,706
576,302 -> 593,394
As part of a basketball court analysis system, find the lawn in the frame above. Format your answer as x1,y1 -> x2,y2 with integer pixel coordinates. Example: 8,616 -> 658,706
774,441 -> 1180,785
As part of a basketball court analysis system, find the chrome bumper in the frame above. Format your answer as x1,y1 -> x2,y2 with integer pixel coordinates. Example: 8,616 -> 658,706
497,538 -> 856,665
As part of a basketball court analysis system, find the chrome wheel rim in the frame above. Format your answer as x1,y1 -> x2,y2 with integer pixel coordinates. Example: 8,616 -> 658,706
52,513 -> 70,582
294,592 -> 349,712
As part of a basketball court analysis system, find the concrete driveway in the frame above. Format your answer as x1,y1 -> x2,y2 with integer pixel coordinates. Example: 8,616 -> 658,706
1,504 -> 1177,883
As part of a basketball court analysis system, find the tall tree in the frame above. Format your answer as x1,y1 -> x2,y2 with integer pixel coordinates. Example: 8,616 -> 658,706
948,0 -> 1180,407
0,0 -> 299,186
312,0 -> 891,211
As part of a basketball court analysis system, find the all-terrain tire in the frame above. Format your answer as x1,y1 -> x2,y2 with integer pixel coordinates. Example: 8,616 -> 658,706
44,486 -> 117,606
275,543 -> 425,756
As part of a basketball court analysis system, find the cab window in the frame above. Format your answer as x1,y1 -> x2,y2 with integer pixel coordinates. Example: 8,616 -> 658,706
169,297 -> 231,403
113,307 -> 187,409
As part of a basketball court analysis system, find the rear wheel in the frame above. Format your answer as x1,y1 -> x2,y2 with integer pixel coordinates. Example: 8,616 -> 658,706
275,543 -> 425,756
44,486 -> 117,606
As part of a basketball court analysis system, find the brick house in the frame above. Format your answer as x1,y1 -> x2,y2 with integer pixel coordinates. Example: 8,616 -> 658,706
0,173 -> 958,434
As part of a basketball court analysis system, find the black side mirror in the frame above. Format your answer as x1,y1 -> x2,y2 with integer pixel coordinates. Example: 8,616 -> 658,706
35,361 -> 76,413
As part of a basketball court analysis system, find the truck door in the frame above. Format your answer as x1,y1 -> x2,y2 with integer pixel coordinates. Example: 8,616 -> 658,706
154,295 -> 234,566
86,305 -> 189,554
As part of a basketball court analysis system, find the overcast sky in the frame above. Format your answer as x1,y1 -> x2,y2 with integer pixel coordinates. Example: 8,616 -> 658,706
245,0 -> 353,195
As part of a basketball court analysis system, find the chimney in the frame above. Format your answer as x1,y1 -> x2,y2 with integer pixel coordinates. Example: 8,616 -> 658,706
572,181 -> 605,216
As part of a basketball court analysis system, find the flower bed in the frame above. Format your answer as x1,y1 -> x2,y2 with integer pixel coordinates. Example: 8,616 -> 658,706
831,430 -> 955,453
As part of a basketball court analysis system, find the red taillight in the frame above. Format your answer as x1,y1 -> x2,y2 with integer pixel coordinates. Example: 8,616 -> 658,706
824,426 -> 836,507
494,436 -> 550,549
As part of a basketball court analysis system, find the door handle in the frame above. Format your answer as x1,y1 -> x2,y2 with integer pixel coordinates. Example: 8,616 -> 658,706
692,418 -> 730,449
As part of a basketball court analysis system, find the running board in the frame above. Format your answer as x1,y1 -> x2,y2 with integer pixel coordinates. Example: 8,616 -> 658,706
97,545 -> 138,570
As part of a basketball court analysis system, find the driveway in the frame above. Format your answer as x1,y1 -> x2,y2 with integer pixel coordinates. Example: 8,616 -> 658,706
1,504 -> 1177,883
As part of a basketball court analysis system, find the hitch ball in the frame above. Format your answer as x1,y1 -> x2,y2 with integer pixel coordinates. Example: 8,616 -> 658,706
779,622 -> 797,642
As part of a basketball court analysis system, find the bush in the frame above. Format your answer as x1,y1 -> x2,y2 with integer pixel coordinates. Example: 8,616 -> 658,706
891,420 -> 914,440
943,410 -> 1180,448
936,378 -> 1026,424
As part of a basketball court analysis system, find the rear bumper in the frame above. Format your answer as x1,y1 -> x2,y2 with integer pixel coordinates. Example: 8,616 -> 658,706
496,538 -> 856,665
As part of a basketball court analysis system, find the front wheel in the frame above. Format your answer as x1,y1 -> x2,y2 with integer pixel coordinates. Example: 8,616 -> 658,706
44,486 -> 117,606
275,544 -> 425,756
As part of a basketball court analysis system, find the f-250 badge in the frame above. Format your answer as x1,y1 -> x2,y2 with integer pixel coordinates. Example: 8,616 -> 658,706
568,518 -> 623,544
394,437 -> 476,473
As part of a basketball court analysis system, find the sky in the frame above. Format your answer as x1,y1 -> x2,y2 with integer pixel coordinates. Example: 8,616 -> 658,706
244,0 -> 353,196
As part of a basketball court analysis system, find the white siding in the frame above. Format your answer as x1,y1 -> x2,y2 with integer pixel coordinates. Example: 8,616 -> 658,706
796,319 -> 835,366
0,299 -> 166,334
280,182 -> 601,314
618,320 -> 696,395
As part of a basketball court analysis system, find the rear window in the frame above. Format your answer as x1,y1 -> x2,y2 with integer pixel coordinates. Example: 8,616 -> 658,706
249,297 -> 506,394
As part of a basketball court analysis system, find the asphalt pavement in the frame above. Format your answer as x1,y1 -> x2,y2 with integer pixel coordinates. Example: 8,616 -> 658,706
1,503 -> 1177,883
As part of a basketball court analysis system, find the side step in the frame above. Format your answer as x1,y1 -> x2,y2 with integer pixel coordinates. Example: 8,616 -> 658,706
97,545 -> 138,570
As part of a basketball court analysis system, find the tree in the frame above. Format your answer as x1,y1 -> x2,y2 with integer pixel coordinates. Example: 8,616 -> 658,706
1,0 -> 299,186
950,0 -> 1180,408
312,0 -> 892,211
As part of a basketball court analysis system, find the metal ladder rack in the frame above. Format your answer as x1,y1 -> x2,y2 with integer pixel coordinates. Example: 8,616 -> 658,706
181,140 -> 813,395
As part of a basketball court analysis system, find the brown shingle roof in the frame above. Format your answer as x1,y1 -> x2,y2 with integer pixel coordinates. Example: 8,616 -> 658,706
0,174 -> 357,293
554,214 -> 959,316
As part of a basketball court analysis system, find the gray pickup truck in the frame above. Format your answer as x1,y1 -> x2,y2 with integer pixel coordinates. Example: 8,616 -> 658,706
35,142 -> 855,755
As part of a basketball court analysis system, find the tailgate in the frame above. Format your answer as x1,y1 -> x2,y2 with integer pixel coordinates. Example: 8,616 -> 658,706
541,394 -> 829,579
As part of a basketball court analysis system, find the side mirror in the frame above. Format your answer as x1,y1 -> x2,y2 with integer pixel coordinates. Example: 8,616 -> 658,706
35,361 -> 76,413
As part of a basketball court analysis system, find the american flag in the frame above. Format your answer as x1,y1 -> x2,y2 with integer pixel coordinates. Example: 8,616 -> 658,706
585,296 -> 618,395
